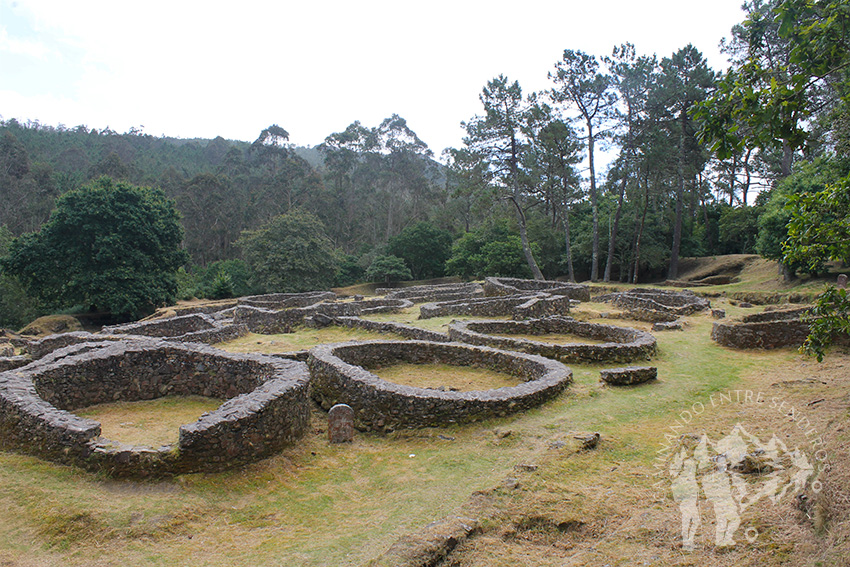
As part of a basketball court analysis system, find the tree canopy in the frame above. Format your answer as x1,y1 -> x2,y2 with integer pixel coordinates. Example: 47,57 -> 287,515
236,208 -> 337,293
0,177 -> 187,319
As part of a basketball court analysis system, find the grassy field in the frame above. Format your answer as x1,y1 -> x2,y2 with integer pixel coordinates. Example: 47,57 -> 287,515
1,263 -> 848,566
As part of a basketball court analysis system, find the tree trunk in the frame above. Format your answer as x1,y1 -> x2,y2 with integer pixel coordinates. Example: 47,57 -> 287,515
512,196 -> 544,280
781,140 -> 793,178
668,109 -> 686,281
587,120 -> 599,282
632,181 -> 650,284
604,164 -> 628,282
563,205 -> 576,282
729,153 -> 737,206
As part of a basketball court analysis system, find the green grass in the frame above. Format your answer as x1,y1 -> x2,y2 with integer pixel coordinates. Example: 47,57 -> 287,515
76,396 -> 223,447
0,284 -> 819,566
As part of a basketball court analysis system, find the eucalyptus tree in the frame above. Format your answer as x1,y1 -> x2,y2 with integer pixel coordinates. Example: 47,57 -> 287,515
550,50 -> 616,281
373,114 -> 435,240
442,147 -> 494,233
462,75 -> 544,280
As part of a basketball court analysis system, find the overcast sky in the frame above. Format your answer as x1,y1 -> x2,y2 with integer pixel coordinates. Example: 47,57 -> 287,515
1,0 -> 747,155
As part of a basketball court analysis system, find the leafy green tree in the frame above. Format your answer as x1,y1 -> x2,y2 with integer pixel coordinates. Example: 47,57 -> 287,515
334,253 -> 365,287
782,177 -> 850,360
697,0 -> 850,174
366,255 -> 412,284
0,177 -> 188,319
236,208 -> 337,293
522,104 -> 582,281
446,222 -> 539,280
386,221 -> 452,280
0,224 -> 42,328
602,44 -> 658,281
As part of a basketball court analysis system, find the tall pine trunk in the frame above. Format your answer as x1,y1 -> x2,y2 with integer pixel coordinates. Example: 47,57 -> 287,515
588,120 -> 600,281
604,163 -> 628,282
563,205 -> 576,282
668,108 -> 686,281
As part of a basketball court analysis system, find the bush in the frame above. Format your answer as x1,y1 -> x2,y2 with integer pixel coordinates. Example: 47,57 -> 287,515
366,255 -> 412,283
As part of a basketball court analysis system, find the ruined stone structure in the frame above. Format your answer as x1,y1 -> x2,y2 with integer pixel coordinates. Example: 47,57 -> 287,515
103,313 -> 248,345
0,338 -> 310,476
419,293 -> 571,320
483,277 -> 591,302
594,288 -> 710,317
376,282 -> 484,304
600,366 -> 658,385
447,317 -> 656,363
235,298 -> 413,334
333,316 -> 452,342
238,291 -> 337,310
308,340 -> 572,432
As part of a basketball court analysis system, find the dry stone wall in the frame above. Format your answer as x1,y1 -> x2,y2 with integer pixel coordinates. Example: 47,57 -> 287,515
419,294 -> 571,320
447,317 -> 656,363
308,340 -> 572,432
102,313 -> 248,345
235,298 -> 413,334
594,288 -> 710,316
334,316 -> 451,342
377,283 -> 484,303
484,277 -> 590,302
0,339 -> 310,476
711,319 -> 812,349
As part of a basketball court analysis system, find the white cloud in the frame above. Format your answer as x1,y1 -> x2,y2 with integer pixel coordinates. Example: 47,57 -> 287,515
2,0 -> 747,152
0,25 -> 51,59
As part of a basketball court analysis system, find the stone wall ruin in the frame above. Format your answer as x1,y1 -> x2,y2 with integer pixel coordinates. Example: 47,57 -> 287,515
308,340 -> 572,432
0,339 -> 310,476
447,317 -> 657,363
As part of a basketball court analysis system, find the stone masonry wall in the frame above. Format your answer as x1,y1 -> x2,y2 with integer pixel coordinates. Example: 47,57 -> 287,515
377,283 -> 485,304
0,339 -> 310,476
711,320 -> 812,349
448,317 -> 657,363
484,277 -> 591,302
308,340 -> 571,432
419,294 -> 570,320
235,298 -> 413,334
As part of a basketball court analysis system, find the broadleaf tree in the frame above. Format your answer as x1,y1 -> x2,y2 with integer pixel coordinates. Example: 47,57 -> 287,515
0,177 -> 188,319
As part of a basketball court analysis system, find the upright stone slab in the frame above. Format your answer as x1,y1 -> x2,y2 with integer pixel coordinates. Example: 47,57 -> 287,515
328,403 -> 354,443
838,274 -> 848,289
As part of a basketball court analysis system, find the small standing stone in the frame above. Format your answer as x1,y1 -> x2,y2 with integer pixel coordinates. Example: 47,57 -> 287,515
328,403 -> 354,443
838,274 -> 848,289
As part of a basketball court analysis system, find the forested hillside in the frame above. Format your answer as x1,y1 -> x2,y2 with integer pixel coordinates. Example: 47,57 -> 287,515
1,0 -> 847,328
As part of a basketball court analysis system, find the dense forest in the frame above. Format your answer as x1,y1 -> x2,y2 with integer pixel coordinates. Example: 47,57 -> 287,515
1,0 -> 848,328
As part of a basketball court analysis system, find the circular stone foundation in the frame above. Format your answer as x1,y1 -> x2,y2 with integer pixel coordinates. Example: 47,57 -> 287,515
307,340 -> 572,431
0,339 -> 310,476
447,317 -> 656,363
